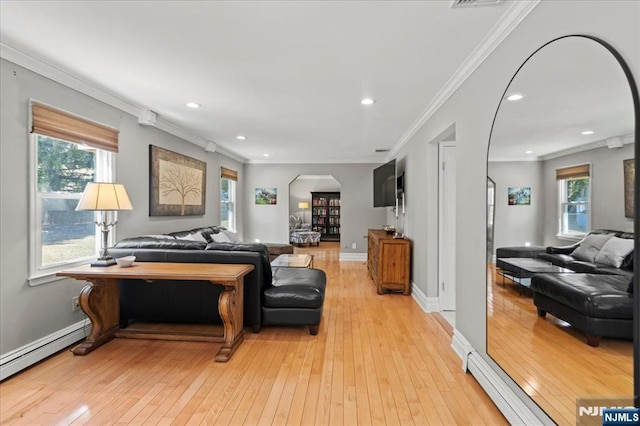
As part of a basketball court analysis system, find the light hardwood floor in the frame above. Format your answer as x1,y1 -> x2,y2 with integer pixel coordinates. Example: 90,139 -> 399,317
0,243 -> 506,425
487,264 -> 633,426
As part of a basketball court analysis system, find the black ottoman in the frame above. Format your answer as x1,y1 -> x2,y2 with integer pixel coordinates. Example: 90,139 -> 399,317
496,246 -> 545,269
530,273 -> 633,346
262,267 -> 326,335
263,243 -> 294,262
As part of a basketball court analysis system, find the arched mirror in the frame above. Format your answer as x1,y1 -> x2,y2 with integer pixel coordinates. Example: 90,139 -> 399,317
486,35 -> 638,424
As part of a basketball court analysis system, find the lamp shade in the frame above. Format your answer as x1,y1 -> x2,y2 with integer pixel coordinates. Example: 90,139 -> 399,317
298,202 -> 309,209
76,182 -> 133,211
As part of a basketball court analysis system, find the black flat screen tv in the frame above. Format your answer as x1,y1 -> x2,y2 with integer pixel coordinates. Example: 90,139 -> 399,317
373,159 -> 396,207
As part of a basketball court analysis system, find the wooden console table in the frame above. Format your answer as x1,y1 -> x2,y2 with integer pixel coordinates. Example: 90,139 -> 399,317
57,262 -> 254,362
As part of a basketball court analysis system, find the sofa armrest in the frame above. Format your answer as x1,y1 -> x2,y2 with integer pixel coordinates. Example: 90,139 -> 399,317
546,244 -> 579,255
567,261 -> 598,273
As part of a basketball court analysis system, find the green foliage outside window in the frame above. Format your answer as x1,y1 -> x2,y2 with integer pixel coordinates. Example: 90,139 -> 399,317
37,136 -> 95,193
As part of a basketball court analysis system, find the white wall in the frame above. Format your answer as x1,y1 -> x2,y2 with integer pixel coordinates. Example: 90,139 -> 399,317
0,58 -> 242,355
392,0 -> 638,417
243,163 -> 386,252
488,161 -> 544,252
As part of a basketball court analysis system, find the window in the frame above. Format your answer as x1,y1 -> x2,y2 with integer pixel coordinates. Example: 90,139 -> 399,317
557,164 -> 591,238
220,167 -> 238,232
29,102 -> 118,284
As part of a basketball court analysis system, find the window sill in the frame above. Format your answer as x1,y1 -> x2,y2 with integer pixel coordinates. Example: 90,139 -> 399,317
29,258 -> 94,287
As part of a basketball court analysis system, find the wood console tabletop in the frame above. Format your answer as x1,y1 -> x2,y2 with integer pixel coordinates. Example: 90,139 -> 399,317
57,262 -> 254,362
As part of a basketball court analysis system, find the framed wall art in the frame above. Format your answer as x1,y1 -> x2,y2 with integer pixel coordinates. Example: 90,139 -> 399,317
255,188 -> 277,205
507,186 -> 531,206
624,158 -> 634,218
149,145 -> 206,216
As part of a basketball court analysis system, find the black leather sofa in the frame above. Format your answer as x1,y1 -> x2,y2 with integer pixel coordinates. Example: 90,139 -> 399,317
529,229 -> 634,346
109,226 -> 326,335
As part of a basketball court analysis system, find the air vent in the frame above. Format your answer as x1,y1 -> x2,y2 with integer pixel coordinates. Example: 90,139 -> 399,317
451,0 -> 502,8
375,149 -> 390,153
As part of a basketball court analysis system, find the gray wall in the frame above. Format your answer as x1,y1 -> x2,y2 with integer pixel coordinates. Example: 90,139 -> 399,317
542,143 -> 635,246
488,161 -> 544,252
391,0 -> 638,410
243,163 -> 386,252
0,58 -> 242,354
289,176 -> 340,223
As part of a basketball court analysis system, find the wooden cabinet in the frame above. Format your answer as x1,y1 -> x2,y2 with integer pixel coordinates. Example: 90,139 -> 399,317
367,229 -> 411,295
311,192 -> 340,241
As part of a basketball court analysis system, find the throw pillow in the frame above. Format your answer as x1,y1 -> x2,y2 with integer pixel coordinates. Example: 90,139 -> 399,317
221,230 -> 239,242
211,232 -> 232,243
143,234 -> 176,239
571,233 -> 615,263
594,236 -> 634,268
177,232 -> 208,243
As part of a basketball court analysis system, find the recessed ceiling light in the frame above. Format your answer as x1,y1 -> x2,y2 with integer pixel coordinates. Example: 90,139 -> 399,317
360,98 -> 376,105
581,130 -> 594,135
263,153 -> 270,157
236,135 -> 246,140
186,102 -> 201,108
505,93 -> 525,101
525,150 -> 533,154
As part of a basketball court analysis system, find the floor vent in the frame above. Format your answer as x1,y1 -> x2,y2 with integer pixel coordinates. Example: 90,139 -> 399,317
375,149 -> 390,153
450,0 -> 503,8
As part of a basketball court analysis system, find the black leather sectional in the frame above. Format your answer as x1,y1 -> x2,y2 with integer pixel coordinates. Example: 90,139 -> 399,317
529,229 -> 634,346
109,226 -> 326,335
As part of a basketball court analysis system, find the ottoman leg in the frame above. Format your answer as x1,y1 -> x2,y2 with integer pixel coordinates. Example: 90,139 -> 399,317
536,308 -> 547,317
586,334 -> 600,347
309,324 -> 319,335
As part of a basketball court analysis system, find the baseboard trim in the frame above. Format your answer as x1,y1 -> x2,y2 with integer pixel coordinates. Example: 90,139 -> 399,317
339,252 -> 367,262
0,320 -> 89,381
411,283 -> 440,313
451,329 -> 546,425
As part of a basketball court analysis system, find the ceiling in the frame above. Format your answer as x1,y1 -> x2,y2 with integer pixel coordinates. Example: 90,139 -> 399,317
0,0 -> 512,164
489,35 -> 635,162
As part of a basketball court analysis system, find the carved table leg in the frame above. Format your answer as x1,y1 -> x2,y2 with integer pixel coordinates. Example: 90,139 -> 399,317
72,278 -> 119,355
215,278 -> 245,362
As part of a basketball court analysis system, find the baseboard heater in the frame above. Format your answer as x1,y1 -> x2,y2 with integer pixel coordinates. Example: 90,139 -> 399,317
0,320 -> 88,381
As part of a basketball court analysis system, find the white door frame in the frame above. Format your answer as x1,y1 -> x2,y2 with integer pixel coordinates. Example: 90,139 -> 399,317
438,142 -> 456,311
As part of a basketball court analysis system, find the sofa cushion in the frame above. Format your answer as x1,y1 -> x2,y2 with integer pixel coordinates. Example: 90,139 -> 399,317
571,233 -> 615,262
530,273 -> 633,319
114,236 -> 206,250
628,277 -> 634,294
537,253 -> 575,268
264,267 -> 327,309
594,236 -> 634,268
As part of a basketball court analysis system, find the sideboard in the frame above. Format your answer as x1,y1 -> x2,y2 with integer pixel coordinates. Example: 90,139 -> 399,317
367,229 -> 411,295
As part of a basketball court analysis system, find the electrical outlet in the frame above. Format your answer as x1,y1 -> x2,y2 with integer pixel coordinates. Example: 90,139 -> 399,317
72,296 -> 80,312
351,243 -> 357,249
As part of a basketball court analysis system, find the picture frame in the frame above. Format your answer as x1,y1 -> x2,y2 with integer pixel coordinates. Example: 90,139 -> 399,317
624,158 -> 634,218
255,188 -> 277,205
507,186 -> 531,206
149,145 -> 206,216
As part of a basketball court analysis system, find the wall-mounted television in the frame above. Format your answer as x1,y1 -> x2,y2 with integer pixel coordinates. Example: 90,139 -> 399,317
373,159 -> 396,207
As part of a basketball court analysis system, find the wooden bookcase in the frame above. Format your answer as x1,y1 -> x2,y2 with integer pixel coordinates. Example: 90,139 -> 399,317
311,192 -> 340,241
367,229 -> 411,295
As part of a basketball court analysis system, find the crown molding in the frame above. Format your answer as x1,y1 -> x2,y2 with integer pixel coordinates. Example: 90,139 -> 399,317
1,42 -> 248,164
388,0 -> 541,160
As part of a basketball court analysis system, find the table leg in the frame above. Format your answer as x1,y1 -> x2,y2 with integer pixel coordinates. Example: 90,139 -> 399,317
73,278 -> 119,355
215,278 -> 244,362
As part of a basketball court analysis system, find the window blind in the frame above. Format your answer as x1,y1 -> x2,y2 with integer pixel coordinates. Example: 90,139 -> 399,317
31,102 -> 119,153
556,164 -> 590,180
221,167 -> 238,181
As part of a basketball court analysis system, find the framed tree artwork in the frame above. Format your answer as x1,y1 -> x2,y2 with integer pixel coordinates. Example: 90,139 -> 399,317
149,145 -> 206,216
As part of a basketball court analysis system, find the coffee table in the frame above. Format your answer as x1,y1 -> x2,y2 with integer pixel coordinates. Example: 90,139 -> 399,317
497,257 -> 574,291
270,253 -> 314,268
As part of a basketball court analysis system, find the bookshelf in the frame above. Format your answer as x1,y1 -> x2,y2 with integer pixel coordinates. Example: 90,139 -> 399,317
311,191 -> 340,241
